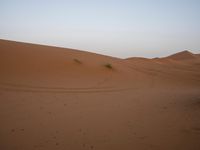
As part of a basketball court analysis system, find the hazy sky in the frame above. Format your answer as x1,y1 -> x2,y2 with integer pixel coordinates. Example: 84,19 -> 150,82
0,0 -> 200,58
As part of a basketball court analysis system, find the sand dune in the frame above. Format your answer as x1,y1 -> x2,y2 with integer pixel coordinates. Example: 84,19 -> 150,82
0,39 -> 200,150
165,50 -> 197,60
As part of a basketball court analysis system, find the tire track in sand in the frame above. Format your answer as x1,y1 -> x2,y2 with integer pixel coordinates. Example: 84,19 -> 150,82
0,82 -> 134,93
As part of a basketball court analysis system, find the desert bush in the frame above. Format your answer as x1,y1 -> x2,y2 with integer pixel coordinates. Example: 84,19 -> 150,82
73,58 -> 82,64
104,63 -> 113,69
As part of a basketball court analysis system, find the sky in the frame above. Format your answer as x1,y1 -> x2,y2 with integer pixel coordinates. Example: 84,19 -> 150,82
0,0 -> 200,58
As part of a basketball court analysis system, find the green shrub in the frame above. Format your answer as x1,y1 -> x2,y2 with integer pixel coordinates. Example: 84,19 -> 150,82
104,63 -> 113,69
73,58 -> 82,64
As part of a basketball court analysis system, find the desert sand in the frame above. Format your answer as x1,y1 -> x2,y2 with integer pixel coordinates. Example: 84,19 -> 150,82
0,39 -> 200,150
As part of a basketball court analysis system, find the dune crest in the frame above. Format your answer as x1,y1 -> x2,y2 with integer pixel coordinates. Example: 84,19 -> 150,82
165,50 -> 198,60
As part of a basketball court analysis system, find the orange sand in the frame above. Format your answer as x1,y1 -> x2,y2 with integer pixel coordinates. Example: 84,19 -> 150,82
0,39 -> 200,150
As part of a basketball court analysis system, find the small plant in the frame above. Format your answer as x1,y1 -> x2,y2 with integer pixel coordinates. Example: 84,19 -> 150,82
73,58 -> 82,64
104,63 -> 113,69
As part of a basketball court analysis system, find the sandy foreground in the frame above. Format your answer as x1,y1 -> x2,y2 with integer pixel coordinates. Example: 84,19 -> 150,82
0,39 -> 200,150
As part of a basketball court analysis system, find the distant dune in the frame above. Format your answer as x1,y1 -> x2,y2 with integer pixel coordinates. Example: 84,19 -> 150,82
165,50 -> 199,60
0,39 -> 200,150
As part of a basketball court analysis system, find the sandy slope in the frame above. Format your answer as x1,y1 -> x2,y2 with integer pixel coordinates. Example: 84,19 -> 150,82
0,39 -> 200,150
